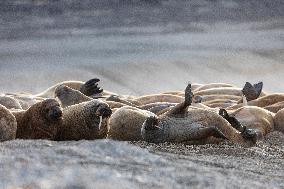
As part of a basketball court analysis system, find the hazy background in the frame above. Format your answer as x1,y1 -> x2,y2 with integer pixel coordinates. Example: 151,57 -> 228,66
1,0 -> 284,95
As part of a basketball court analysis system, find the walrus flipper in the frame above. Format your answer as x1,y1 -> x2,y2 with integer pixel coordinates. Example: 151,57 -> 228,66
242,82 -> 257,102
219,109 -> 245,132
80,78 -> 103,96
242,81 -> 263,102
165,83 -> 193,116
253,82 -> 263,99
219,108 -> 257,141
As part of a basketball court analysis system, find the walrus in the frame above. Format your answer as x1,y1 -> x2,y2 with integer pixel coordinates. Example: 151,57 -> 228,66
55,85 -> 131,109
227,93 -> 284,110
0,104 -> 17,141
12,99 -> 63,140
141,84 -> 257,146
0,95 -> 22,109
55,99 -> 112,141
107,106 -> 155,141
219,106 -> 274,140
35,78 -> 106,98
55,85 -> 92,108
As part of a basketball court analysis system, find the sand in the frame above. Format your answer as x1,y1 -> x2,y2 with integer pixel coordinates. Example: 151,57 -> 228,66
0,0 -> 284,188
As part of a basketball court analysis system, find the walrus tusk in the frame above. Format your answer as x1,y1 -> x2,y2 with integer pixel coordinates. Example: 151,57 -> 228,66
242,94 -> 248,106
98,116 -> 103,130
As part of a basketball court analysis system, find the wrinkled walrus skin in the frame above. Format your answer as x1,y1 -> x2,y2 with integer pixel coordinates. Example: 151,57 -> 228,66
141,84 -> 257,146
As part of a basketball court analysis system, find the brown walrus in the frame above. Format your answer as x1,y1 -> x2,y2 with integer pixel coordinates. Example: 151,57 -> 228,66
141,84 -> 257,146
0,104 -> 17,141
55,85 -> 92,108
11,99 -> 63,140
55,99 -> 112,141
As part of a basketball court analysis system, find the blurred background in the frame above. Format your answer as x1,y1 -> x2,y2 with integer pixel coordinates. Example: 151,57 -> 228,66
1,0 -> 284,95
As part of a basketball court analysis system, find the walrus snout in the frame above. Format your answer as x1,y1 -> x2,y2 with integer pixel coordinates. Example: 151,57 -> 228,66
95,105 -> 112,118
49,107 -> 63,121
144,116 -> 160,131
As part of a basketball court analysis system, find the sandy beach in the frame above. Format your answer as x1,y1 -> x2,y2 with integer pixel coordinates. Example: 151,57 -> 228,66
0,0 -> 284,188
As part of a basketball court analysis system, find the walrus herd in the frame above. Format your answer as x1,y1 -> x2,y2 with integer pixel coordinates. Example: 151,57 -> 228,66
1,78 -> 284,147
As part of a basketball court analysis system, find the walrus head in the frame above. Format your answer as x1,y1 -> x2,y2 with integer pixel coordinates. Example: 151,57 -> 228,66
95,103 -> 112,118
40,99 -> 63,123
87,100 -> 112,131
141,116 -> 166,143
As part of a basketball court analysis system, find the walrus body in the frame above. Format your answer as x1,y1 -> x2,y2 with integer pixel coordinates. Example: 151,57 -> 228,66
141,84 -> 257,146
56,99 -> 112,141
12,99 -> 63,140
273,108 -> 284,133
55,85 -> 92,108
0,95 -> 22,109
0,104 -> 17,141
264,101 -> 284,113
107,106 -> 154,141
229,106 -> 275,139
